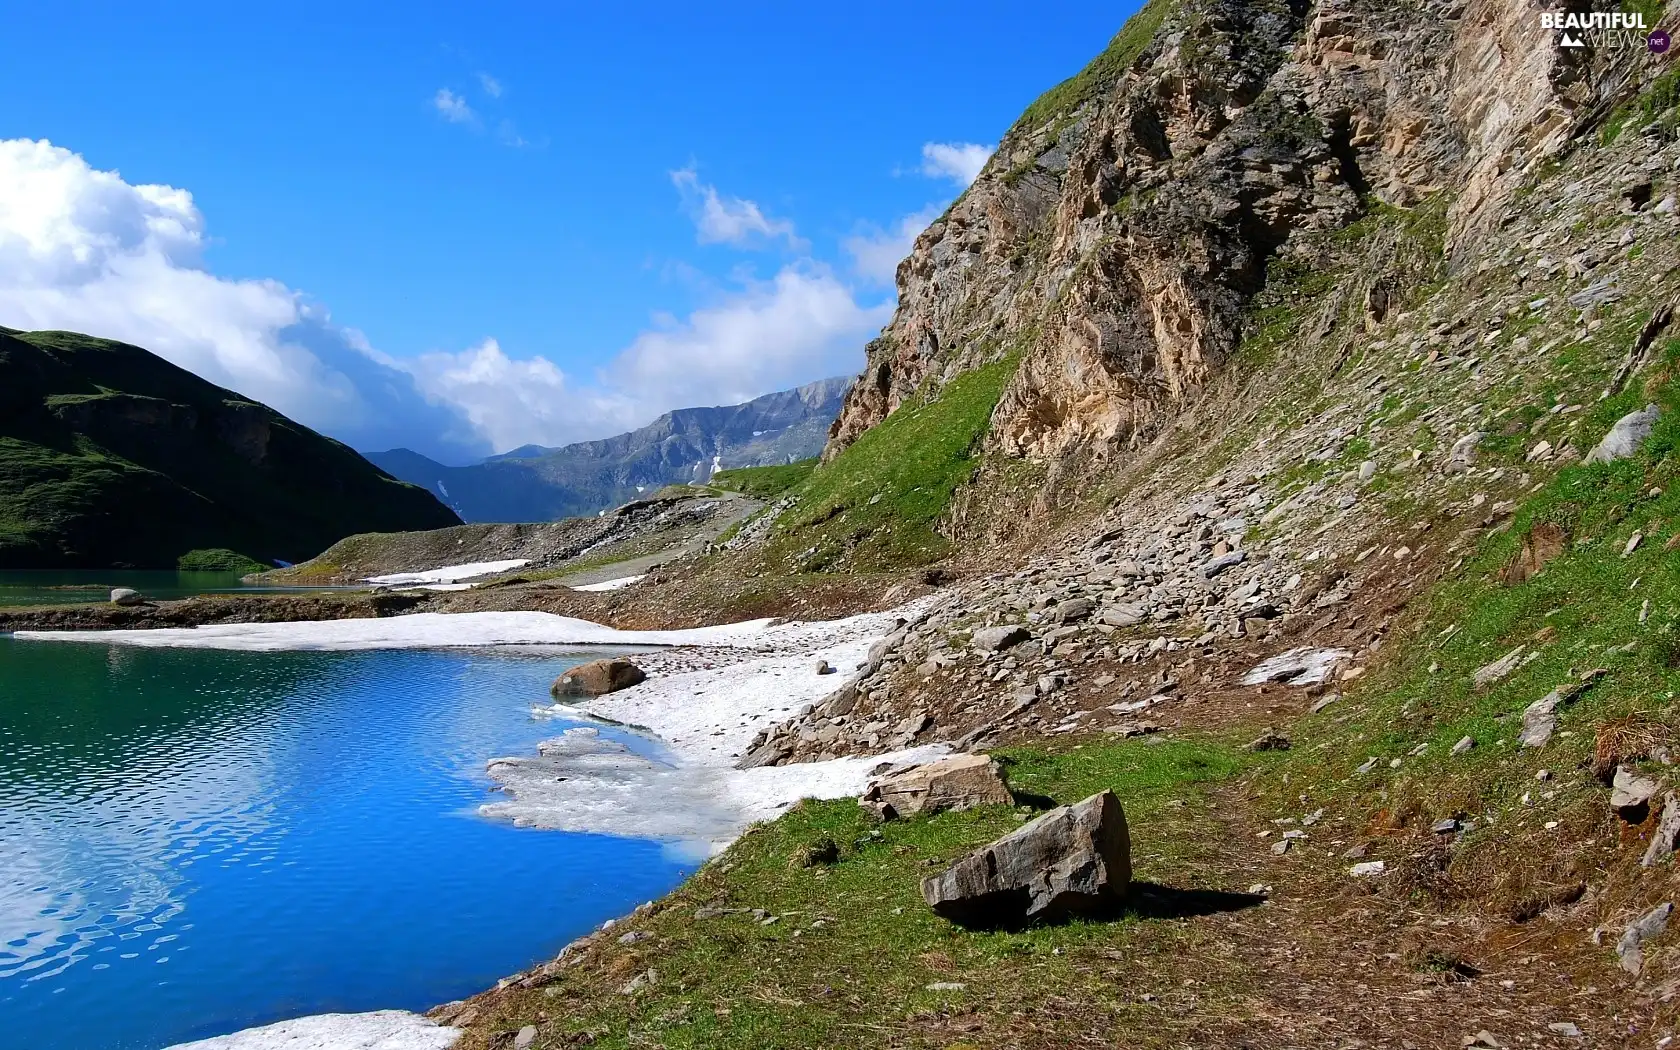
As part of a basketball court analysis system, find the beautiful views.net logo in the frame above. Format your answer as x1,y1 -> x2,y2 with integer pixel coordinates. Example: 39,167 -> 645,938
1539,10 -> 1671,52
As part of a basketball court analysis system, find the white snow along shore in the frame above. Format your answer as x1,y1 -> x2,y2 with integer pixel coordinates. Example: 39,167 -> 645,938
165,1010 -> 460,1050
363,560 -> 529,587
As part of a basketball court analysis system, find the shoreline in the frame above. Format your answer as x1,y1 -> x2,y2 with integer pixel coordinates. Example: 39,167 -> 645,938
125,600 -> 938,1050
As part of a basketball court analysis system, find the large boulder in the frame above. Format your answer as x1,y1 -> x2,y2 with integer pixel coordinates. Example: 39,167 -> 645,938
860,754 -> 1012,819
971,625 -> 1030,652
921,790 -> 1131,927
551,657 -> 646,699
109,588 -> 144,606
1585,404 -> 1659,464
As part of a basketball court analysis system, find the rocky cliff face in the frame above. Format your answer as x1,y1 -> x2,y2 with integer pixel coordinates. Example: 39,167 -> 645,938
825,0 -> 1646,470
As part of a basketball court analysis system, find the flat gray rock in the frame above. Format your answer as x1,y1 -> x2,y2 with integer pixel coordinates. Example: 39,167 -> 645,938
922,790 -> 1131,927
1584,404 -> 1659,464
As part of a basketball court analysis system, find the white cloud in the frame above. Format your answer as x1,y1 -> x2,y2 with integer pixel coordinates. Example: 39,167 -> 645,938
405,339 -> 632,454
404,266 -> 886,451
0,139 -> 884,461
670,167 -> 803,250
613,265 -> 887,408
477,72 -> 503,98
844,204 -> 943,285
919,141 -> 994,187
0,138 -> 485,461
433,88 -> 475,124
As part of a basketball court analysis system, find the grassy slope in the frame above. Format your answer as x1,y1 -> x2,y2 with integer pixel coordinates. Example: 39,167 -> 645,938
0,328 -> 459,568
456,739 -> 1257,1050
1268,344 -> 1680,911
753,358 -> 1017,573
708,460 -> 817,499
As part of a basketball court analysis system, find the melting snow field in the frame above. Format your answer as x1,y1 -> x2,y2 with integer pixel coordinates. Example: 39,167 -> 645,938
570,574 -> 647,592
36,599 -> 940,1049
166,1011 -> 461,1050
363,560 -> 530,586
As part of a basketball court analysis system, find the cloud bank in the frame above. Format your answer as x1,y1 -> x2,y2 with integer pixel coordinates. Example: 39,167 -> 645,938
920,141 -> 994,186
0,139 -> 886,463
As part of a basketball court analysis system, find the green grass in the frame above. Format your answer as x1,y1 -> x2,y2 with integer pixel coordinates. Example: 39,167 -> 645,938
1270,341 -> 1680,896
1007,0 -> 1175,138
762,357 -> 1018,572
176,548 -> 269,573
477,737 -> 1255,1050
0,327 -> 458,568
1602,62 -> 1680,144
709,460 -> 818,499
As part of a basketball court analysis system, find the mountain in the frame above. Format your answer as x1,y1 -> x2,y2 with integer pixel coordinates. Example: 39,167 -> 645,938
0,327 -> 461,569
369,376 -> 850,522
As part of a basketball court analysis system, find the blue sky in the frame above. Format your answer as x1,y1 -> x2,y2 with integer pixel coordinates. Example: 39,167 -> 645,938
0,1 -> 1133,463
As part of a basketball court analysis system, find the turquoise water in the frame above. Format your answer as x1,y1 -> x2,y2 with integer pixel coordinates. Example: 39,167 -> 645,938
0,570 -> 352,607
0,636 -> 691,1049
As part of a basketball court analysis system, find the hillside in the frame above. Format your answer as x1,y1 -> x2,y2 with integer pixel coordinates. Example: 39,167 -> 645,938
412,2 -> 1680,1047
0,327 -> 460,569
370,376 -> 849,522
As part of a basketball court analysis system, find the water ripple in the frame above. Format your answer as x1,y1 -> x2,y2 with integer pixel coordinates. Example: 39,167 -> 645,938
0,638 -> 690,1049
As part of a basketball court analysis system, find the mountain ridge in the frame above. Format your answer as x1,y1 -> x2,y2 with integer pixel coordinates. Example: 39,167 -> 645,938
0,326 -> 461,569
371,376 -> 850,522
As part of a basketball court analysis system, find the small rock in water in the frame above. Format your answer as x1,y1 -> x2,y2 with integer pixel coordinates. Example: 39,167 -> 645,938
551,657 -> 647,698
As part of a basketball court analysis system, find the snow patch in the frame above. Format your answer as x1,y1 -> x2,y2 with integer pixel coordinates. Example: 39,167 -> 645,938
570,575 -> 646,592
364,560 -> 529,586
13,611 -> 792,651
165,1010 -> 460,1050
1240,647 -> 1352,686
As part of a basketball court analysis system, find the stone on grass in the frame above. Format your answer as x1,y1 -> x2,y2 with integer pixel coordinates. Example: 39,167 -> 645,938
1584,404 -> 1659,465
551,657 -> 646,698
1472,646 -> 1526,689
110,588 -> 144,606
515,1025 -> 538,1049
971,625 -> 1030,652
1451,736 -> 1476,756
1618,902 -> 1672,975
922,790 -> 1131,927
1645,794 -> 1680,867
861,754 -> 1012,820
1247,729 -> 1291,752
1520,688 -> 1565,748
1611,766 -> 1662,820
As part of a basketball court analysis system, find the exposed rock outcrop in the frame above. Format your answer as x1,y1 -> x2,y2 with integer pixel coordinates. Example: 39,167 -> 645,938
824,0 -> 1648,495
922,790 -> 1132,927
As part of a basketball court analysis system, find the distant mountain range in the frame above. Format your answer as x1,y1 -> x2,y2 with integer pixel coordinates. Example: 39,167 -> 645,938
370,377 -> 850,522
0,327 -> 461,569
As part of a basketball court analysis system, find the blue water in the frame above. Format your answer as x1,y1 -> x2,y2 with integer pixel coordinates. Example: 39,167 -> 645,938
0,637 -> 692,1049
0,570 -> 354,607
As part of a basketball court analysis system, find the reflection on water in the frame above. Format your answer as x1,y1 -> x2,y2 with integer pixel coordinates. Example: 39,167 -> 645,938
0,638 -> 691,1050
0,570 -> 357,607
